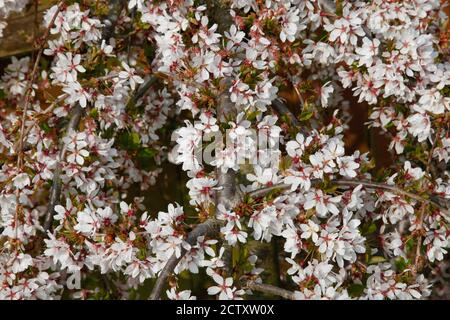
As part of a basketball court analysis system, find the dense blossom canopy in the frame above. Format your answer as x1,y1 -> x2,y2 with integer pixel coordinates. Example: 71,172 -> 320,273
0,0 -> 449,300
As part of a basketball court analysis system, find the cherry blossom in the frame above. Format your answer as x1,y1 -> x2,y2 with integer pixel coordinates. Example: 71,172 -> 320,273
118,62 -> 144,91
207,273 -> 235,300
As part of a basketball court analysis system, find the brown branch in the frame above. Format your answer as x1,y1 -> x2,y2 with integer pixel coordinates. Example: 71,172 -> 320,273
43,105 -> 83,232
318,0 -> 336,14
247,179 -> 450,218
246,281 -> 296,300
102,0 -> 125,41
292,84 -> 306,111
271,99 -> 301,128
413,203 -> 426,276
127,76 -> 158,108
214,167 -> 239,276
148,219 -> 223,300
148,0 -> 243,299
247,183 -> 291,198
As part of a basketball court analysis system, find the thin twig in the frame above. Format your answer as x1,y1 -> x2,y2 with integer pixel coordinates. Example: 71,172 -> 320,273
271,98 -> 301,128
127,8 -> 136,63
247,183 -> 290,198
317,0 -> 336,14
246,281 -> 296,300
292,84 -> 305,111
13,94 -> 68,152
127,76 -> 158,108
16,1 -> 65,169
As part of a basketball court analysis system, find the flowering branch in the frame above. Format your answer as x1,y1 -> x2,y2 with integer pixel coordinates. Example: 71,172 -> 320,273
318,0 -> 373,39
16,1 -> 65,168
43,105 -> 83,232
248,179 -> 450,218
413,132 -> 443,274
150,67 -> 239,300
127,75 -> 158,108
148,218 -> 223,300
43,0 -> 130,233
13,94 -> 68,153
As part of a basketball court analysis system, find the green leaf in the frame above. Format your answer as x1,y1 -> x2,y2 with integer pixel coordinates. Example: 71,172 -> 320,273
137,148 -> 157,170
138,148 -> 156,159
279,156 -> 292,172
39,122 -> 51,133
298,110 -> 313,121
369,256 -> 386,264
394,257 -> 410,272
323,183 -> 338,193
144,43 -> 156,63
118,132 -> 141,150
362,222 -> 377,235
89,108 -> 99,119
348,284 -> 364,298
232,244 -> 240,268
405,238 -> 415,252
246,110 -> 259,122
90,61 -> 106,77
